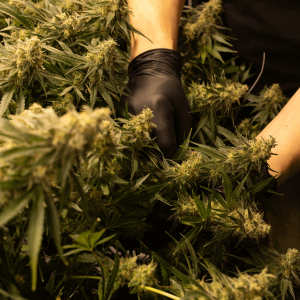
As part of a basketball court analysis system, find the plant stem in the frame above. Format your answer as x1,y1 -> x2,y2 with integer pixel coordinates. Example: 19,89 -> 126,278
91,249 -> 109,273
141,286 -> 180,300
69,276 -> 101,280
90,217 -> 101,232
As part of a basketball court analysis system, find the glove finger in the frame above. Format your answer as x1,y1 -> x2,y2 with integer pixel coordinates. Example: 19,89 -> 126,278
175,102 -> 193,145
151,96 -> 177,159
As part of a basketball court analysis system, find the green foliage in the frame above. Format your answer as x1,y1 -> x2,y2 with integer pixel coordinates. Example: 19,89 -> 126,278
0,0 -> 295,299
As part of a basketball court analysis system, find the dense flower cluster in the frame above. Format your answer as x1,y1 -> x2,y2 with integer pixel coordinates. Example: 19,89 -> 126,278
188,79 -> 248,114
8,103 -> 111,153
237,118 -> 259,139
0,0 -> 293,298
86,38 -> 117,66
96,0 -> 128,18
92,119 -> 120,158
250,83 -> 290,127
183,0 -> 223,41
53,94 -> 74,115
121,108 -> 157,147
263,84 -> 288,106
169,151 -> 203,185
0,36 -> 45,87
177,194 -> 199,217
223,136 -> 276,174
279,248 -> 300,280
116,256 -> 157,288
222,208 -> 271,241
49,12 -> 86,40
193,268 -> 274,300
16,36 -> 44,70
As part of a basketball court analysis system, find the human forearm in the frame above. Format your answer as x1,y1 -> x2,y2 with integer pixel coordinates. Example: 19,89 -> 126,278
256,88 -> 300,187
127,0 -> 185,61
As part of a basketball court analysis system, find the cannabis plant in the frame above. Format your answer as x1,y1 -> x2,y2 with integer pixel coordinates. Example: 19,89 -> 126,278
0,0 -> 295,299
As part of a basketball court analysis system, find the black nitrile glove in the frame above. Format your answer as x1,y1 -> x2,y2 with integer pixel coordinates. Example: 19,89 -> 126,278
120,48 -> 193,159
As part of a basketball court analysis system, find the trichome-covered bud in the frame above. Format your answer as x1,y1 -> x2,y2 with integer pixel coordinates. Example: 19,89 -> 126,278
237,118 -> 259,139
169,150 -> 203,185
279,248 -> 300,280
220,207 -> 271,241
188,79 -> 248,115
53,94 -> 74,116
121,108 -> 157,147
183,0 -> 223,42
15,36 -> 44,71
86,38 -> 117,67
195,267 -> 274,300
251,84 -> 289,127
116,256 -> 157,288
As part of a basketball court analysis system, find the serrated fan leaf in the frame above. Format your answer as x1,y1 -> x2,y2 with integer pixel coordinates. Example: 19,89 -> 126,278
119,19 -> 130,41
104,249 -> 119,300
44,188 -> 68,266
124,174 -> 150,195
214,45 -> 237,53
57,41 -> 73,54
0,188 -> 34,227
36,70 -> 47,94
201,186 -> 227,209
43,62 -> 66,77
0,2 -> 34,30
206,47 -> 224,63
179,216 -> 204,225
173,226 -> 200,255
183,235 -> 198,276
204,230 -> 232,247
234,173 -> 249,198
241,63 -> 252,83
212,34 -> 232,46
0,85 -> 16,117
217,125 -> 239,146
106,11 -> 115,28
288,280 -> 295,300
159,261 -> 169,286
130,151 -> 138,180
192,191 -> 206,219
190,142 -> 225,159
59,86 -> 73,97
98,84 -> 114,115
192,114 -> 207,139
71,172 -> 89,218
89,229 -> 106,248
73,86 -> 86,101
172,128 -> 192,160
280,279 -> 289,300
101,172 -> 128,184
220,169 -> 235,208
247,176 -> 275,195
28,188 -> 45,291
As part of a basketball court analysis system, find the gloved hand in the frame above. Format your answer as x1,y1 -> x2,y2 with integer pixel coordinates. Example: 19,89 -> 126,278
120,48 -> 193,159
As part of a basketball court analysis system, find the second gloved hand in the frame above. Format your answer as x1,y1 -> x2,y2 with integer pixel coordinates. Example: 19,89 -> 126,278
120,48 -> 193,159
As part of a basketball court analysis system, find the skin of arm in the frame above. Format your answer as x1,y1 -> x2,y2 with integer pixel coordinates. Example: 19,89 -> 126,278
256,88 -> 300,187
127,0 -> 185,61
